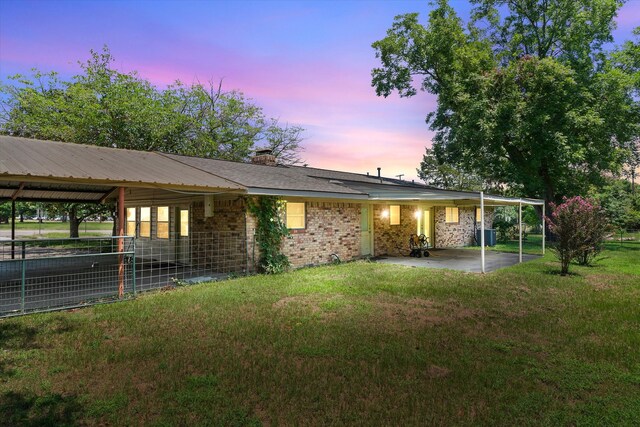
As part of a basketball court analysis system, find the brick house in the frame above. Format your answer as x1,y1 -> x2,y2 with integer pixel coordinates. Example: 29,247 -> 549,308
2,137 -> 542,273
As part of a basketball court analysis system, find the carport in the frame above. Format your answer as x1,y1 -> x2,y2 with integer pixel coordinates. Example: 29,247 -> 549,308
0,136 -> 244,316
348,182 -> 546,273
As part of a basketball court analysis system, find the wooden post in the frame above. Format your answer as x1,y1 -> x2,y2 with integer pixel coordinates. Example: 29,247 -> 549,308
118,187 -> 125,298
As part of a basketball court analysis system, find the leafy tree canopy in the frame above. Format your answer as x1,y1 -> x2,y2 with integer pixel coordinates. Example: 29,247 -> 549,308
0,46 -> 305,164
372,0 -> 639,204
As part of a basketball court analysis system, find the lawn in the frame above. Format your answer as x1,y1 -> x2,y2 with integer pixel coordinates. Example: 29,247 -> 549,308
1,244 -> 639,425
0,221 -> 113,231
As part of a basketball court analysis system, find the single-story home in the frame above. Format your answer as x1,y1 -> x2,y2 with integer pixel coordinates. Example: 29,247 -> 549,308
1,136 -> 545,276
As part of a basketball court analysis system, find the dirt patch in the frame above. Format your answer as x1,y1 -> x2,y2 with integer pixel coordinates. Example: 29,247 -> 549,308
427,365 -> 451,378
585,274 -> 618,290
272,295 -> 322,314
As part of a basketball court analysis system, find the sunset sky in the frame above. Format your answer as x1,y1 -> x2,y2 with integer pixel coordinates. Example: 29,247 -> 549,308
1,0 -> 638,181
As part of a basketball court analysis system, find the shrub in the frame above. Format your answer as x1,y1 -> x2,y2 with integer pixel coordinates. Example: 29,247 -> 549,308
547,196 -> 609,275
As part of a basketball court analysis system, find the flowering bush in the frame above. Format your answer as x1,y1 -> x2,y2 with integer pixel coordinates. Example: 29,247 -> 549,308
547,196 -> 610,275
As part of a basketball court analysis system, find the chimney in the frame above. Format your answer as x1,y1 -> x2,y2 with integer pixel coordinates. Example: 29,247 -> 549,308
251,149 -> 277,166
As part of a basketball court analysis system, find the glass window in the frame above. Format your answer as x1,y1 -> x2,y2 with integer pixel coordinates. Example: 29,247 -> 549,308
157,206 -> 169,239
180,209 -> 189,237
126,207 -> 136,237
445,207 -> 459,223
390,205 -> 400,225
476,207 -> 482,223
140,207 -> 151,238
286,202 -> 305,229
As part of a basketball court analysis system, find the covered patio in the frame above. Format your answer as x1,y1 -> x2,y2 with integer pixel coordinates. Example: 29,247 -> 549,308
374,248 -> 540,273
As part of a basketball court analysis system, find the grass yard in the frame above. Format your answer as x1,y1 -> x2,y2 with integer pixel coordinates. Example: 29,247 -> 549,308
0,221 -> 113,231
1,244 -> 639,425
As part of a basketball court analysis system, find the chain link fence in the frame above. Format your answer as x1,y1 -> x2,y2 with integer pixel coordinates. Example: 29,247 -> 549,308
0,232 -> 256,317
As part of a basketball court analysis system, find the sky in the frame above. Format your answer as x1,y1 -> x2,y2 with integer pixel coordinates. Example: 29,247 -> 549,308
1,0 -> 638,181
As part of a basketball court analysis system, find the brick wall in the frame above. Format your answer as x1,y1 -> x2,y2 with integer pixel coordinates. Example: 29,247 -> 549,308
278,201 -> 361,268
434,206 -> 494,248
191,198 -> 253,273
372,204 -> 418,256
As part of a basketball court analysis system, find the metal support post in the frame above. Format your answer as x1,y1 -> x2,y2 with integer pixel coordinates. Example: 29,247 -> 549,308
518,201 -> 523,263
480,192 -> 485,273
542,203 -> 546,255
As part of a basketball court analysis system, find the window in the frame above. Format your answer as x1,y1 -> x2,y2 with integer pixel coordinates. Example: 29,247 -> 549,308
445,207 -> 459,223
286,202 -> 305,229
140,207 -> 151,238
390,205 -> 400,225
126,207 -> 136,236
157,206 -> 169,239
180,209 -> 189,237
476,207 -> 482,223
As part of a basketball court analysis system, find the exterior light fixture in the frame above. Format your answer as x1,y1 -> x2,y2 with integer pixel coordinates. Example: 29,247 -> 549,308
381,209 -> 389,219
414,210 -> 421,219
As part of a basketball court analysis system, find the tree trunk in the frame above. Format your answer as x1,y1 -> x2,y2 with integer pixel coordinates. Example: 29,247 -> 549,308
69,206 -> 81,238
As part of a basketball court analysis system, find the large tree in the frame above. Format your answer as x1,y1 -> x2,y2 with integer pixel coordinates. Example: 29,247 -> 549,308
372,0 -> 639,205
0,47 -> 305,236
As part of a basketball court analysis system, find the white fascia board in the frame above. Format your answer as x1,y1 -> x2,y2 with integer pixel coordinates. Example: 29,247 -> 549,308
246,187 -> 369,200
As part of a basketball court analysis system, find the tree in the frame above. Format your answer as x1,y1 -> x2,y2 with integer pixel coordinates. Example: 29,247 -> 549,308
0,47 -> 305,236
417,146 -> 486,191
371,1 -> 639,207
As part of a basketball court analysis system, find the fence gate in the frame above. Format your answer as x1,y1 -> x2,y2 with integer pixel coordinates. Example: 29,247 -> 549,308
0,237 -> 135,317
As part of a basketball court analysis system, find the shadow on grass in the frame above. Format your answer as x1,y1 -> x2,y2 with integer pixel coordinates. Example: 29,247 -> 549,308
0,391 -> 83,426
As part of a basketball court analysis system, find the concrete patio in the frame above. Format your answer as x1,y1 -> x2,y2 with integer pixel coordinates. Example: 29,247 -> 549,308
374,249 -> 539,273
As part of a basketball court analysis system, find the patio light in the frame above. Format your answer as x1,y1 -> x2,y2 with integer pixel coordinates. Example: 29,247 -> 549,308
381,209 -> 389,219
414,210 -> 421,219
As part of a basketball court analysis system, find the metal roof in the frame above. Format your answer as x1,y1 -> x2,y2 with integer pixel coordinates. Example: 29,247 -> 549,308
0,136 -> 244,192
0,136 -> 544,206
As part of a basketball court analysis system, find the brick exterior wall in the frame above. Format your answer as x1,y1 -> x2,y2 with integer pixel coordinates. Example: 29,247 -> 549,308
191,198 -> 253,273
246,201 -> 361,268
434,206 -> 494,248
372,204 -> 418,256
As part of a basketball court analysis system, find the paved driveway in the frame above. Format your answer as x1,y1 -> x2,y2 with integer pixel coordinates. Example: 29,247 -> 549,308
375,249 -> 539,273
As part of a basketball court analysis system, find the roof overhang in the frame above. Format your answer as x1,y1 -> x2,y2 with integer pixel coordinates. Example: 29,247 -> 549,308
246,187 -> 368,200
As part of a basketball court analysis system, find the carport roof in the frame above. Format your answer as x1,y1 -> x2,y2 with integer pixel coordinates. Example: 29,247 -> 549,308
0,136 -> 244,202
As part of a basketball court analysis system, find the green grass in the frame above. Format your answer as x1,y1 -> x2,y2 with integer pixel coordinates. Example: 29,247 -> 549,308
1,245 -> 639,425
466,234 -> 545,255
0,221 -> 113,231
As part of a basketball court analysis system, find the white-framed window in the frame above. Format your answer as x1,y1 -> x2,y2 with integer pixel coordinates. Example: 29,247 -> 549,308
390,205 -> 400,225
140,207 -> 151,238
286,202 -> 306,229
476,207 -> 482,223
445,207 -> 459,224
157,206 -> 169,239
180,209 -> 189,237
126,207 -> 137,237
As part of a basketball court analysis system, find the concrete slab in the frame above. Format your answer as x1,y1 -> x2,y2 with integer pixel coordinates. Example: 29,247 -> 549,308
374,249 -> 539,273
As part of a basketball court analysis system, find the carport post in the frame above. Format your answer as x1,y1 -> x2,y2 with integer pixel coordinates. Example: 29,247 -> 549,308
480,191 -> 485,273
118,187 -> 125,298
11,200 -> 15,259
542,203 -> 546,255
518,200 -> 523,263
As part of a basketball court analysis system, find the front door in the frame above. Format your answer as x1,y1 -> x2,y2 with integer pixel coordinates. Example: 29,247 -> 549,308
360,206 -> 372,256
417,207 -> 433,248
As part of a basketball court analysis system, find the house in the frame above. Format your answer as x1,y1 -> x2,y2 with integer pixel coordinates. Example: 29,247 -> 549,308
1,136 -> 544,278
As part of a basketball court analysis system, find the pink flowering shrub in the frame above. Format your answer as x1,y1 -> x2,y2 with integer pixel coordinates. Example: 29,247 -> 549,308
547,196 -> 610,275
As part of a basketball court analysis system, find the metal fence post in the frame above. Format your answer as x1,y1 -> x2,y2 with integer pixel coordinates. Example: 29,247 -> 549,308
21,258 -> 26,313
132,237 -> 137,296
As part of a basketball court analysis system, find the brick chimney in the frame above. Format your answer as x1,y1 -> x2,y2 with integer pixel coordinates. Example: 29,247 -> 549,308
251,149 -> 277,166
